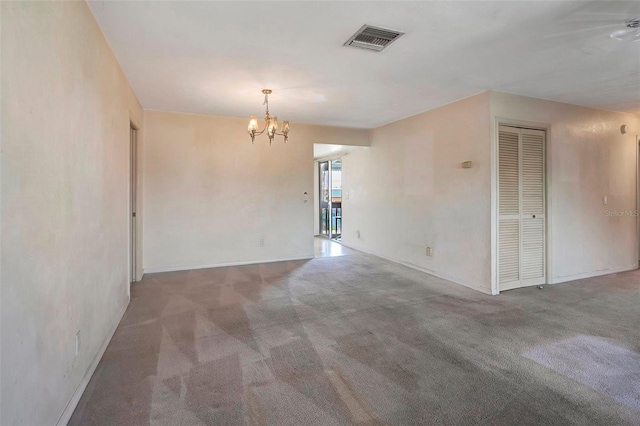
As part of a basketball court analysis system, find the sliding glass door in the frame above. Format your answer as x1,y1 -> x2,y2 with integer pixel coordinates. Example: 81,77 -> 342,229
319,161 -> 331,237
318,160 -> 342,240
330,160 -> 342,240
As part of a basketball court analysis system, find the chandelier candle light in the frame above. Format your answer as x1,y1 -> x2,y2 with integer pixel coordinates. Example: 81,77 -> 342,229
248,89 -> 290,144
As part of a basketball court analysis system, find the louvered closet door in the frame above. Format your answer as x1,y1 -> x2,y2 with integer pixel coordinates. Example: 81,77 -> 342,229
520,129 -> 545,286
498,126 -> 546,291
498,127 -> 521,290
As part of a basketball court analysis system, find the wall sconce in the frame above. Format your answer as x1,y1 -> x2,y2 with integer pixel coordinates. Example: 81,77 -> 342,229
620,125 -> 628,134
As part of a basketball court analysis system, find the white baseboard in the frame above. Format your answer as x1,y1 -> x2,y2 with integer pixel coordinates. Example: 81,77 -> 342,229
422,267 -> 493,295
339,242 -> 492,295
56,301 -> 128,426
551,263 -> 639,284
143,255 -> 315,274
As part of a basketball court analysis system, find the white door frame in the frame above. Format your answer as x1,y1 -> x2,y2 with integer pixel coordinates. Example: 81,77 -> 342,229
129,119 -> 140,289
491,117 -> 551,294
637,135 -> 640,264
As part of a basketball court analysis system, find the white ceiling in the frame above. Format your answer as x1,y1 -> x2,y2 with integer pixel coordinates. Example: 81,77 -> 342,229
88,1 -> 640,129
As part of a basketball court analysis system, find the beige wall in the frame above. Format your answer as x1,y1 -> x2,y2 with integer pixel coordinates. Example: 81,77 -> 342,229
341,90 -> 640,295
490,91 -> 640,290
342,92 -> 493,293
1,2 -> 143,424
143,111 -> 368,272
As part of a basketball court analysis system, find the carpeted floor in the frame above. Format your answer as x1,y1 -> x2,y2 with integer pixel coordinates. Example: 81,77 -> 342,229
70,249 -> 640,425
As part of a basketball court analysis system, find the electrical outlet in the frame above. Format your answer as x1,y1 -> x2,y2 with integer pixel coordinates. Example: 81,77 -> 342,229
75,331 -> 81,355
259,238 -> 265,248
426,246 -> 433,257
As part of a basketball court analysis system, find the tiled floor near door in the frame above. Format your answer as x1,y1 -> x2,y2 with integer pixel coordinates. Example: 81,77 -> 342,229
314,236 -> 355,258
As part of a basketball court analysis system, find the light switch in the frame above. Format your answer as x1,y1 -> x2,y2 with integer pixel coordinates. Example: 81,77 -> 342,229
603,196 -> 608,205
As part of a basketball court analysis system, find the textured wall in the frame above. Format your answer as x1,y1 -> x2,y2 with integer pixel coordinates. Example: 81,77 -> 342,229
491,91 -> 640,286
143,111 -> 368,272
1,1 -> 143,424
342,93 -> 492,293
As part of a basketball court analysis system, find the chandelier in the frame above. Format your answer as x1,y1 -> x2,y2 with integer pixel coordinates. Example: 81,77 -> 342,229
247,89 -> 290,144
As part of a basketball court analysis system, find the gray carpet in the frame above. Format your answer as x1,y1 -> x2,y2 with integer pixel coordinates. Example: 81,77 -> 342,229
70,251 -> 640,425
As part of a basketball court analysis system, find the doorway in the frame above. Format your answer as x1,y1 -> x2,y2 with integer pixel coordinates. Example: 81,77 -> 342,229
318,159 -> 342,241
130,123 -> 138,284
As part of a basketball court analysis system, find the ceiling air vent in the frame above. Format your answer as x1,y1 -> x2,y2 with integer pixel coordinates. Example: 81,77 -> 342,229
344,24 -> 404,52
